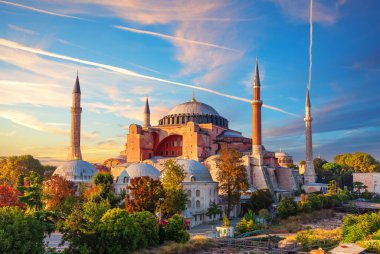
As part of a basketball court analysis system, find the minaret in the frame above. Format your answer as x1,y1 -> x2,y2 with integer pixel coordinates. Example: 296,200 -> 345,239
68,74 -> 82,161
143,96 -> 151,128
304,88 -> 316,183
251,58 -> 263,165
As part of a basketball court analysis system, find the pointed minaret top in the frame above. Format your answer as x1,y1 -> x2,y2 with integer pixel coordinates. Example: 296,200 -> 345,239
306,88 -> 311,108
191,91 -> 196,102
144,96 -> 150,114
254,57 -> 261,88
73,73 -> 81,94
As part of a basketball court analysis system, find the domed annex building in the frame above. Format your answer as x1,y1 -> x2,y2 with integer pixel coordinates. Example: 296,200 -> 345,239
53,75 -> 98,187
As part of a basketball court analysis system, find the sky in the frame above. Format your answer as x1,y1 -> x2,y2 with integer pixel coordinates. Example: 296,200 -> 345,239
0,0 -> 379,165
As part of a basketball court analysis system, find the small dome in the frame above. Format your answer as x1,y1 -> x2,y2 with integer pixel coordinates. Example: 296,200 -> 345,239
177,159 -> 213,182
54,160 -> 98,182
168,101 -> 220,116
126,163 -> 160,180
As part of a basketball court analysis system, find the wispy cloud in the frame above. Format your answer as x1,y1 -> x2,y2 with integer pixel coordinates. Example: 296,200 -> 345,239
0,130 -> 16,137
271,0 -> 346,25
0,38 -> 298,117
8,24 -> 39,36
114,25 -> 240,53
0,0 -> 83,20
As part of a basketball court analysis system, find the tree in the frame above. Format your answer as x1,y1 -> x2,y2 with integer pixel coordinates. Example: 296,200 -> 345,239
206,202 -> 222,219
97,208 -> 142,253
216,148 -> 249,218
0,206 -> 46,254
61,200 -> 111,253
335,152 -> 380,173
277,197 -> 298,219
130,211 -> 159,248
0,155 -> 45,185
125,176 -> 164,214
42,175 -> 76,210
161,159 -> 186,190
0,184 -> 21,207
327,180 -> 338,195
166,214 -> 190,243
89,172 -> 124,207
160,159 -> 188,218
17,171 -> 43,213
314,158 -> 327,181
161,188 -> 188,218
353,181 -> 368,194
247,189 -> 274,212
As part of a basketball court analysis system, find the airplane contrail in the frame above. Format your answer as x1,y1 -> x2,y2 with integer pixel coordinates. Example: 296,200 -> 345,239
114,25 -> 241,53
308,0 -> 313,90
0,0 -> 83,20
0,38 -> 299,117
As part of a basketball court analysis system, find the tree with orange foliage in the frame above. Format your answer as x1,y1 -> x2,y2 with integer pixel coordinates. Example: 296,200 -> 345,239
216,148 -> 249,218
125,176 -> 164,214
0,184 -> 21,207
43,175 -> 76,210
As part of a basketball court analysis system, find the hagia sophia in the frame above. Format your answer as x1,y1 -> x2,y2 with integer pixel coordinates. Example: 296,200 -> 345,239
54,59 -> 326,226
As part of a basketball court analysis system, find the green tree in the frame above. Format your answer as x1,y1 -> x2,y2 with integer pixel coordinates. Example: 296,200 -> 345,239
353,181 -> 368,194
342,212 -> 380,242
166,214 -> 190,243
216,148 -> 249,218
277,197 -> 298,219
335,152 -> 380,173
0,155 -> 45,185
161,159 -> 186,190
314,157 -> 328,182
0,206 -> 46,254
206,202 -> 222,219
61,200 -> 111,253
17,171 -> 43,213
161,188 -> 187,218
160,160 -> 188,218
130,211 -> 159,248
92,172 -> 123,206
247,189 -> 274,212
97,208 -> 142,253
327,180 -> 338,195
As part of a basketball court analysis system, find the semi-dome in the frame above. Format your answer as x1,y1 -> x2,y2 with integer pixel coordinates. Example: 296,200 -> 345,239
126,163 -> 160,180
158,98 -> 228,128
177,159 -> 213,182
53,160 -> 98,182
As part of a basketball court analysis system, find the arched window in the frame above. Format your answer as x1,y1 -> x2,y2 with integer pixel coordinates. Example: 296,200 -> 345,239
123,177 -> 128,183
196,189 -> 200,197
190,176 -> 196,182
196,200 -> 200,208
187,200 -> 191,208
187,190 -> 191,196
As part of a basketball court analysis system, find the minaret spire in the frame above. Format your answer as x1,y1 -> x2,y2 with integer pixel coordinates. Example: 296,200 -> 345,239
68,73 -> 82,160
304,88 -> 316,183
251,57 -> 263,165
143,96 -> 151,128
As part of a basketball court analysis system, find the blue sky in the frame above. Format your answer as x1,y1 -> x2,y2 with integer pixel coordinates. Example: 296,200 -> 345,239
0,0 -> 379,165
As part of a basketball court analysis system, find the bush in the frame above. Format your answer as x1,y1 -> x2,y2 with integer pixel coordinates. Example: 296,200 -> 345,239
277,197 -> 298,219
295,228 -> 342,251
236,217 -> 257,234
258,209 -> 270,222
357,240 -> 380,252
131,211 -> 159,248
247,189 -> 274,212
0,206 -> 46,254
223,215 -> 230,227
166,214 -> 190,243
97,208 -> 142,253
342,212 -> 380,242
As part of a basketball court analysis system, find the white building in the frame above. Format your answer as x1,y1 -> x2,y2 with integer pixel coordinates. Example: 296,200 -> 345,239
353,173 -> 380,194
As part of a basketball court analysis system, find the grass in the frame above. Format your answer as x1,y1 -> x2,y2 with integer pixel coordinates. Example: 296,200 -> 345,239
270,209 -> 336,233
133,236 -> 217,254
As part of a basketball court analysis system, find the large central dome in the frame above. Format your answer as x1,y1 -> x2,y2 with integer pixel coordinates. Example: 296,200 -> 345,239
158,98 -> 228,128
169,101 -> 220,116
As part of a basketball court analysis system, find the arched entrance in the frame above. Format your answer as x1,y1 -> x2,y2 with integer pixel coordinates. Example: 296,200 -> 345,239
155,135 -> 183,157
